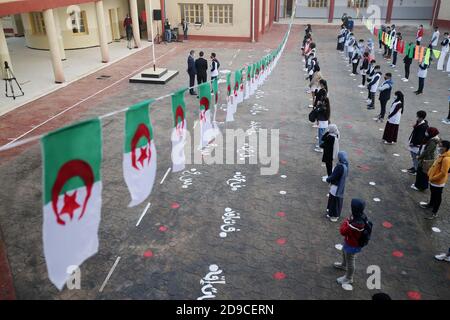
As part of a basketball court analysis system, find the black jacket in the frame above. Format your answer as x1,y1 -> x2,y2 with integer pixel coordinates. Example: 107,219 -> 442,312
314,88 -> 327,107
403,55 -> 413,65
316,103 -> 329,122
409,120 -> 429,147
187,55 -> 196,75
320,133 -> 335,163
195,58 -> 208,77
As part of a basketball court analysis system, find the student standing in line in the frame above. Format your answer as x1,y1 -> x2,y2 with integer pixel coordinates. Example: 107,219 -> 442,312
320,124 -> 340,179
407,110 -> 429,175
367,66 -> 382,110
124,14 -> 133,49
374,72 -> 393,122
350,43 -> 361,76
314,97 -> 330,152
334,199 -> 369,286
437,32 -> 449,71
346,33 -> 356,65
430,26 -> 440,50
390,33 -> 401,68
326,151 -> 348,223
443,95 -> 450,125
382,91 -> 404,144
416,24 -> 424,45
412,127 -> 440,191
420,140 -> 450,220
365,60 -> 376,100
415,62 -> 429,95
358,52 -> 370,88
182,18 -> 189,40
337,25 -> 346,51
401,43 -> 413,82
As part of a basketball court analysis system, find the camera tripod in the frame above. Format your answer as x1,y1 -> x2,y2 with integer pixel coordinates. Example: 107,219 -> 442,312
3,61 -> 24,100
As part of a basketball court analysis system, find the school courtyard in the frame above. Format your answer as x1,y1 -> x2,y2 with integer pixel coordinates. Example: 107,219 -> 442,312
0,22 -> 449,300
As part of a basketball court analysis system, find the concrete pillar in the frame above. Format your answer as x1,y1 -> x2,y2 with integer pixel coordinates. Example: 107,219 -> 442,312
43,8 -> 65,83
53,10 -> 66,61
95,0 -> 110,63
130,0 -> 141,47
111,8 -> 120,40
0,20 -> 13,78
144,0 -> 153,41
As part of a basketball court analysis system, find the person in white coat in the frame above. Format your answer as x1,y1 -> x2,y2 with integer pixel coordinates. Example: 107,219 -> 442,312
430,26 -> 440,49
437,32 -> 449,71
382,91 -> 404,144
415,62 -> 428,95
367,66 -> 381,110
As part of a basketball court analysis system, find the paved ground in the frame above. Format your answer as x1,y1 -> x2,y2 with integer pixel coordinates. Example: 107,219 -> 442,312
0,37 -> 152,116
0,23 -> 449,300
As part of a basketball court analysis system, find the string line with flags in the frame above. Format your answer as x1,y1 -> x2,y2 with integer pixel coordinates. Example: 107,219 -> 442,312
6,5 -> 298,290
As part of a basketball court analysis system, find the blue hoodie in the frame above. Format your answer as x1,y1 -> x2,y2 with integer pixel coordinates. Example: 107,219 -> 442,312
326,151 -> 349,198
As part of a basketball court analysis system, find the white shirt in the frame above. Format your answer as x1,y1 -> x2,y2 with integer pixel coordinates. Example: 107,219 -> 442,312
431,31 -> 440,47
369,73 -> 381,93
319,121 -> 329,129
387,100 -> 402,125
211,60 -> 219,77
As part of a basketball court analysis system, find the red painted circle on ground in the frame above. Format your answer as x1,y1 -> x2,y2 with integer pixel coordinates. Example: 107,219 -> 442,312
345,125 -> 353,129
382,221 -> 393,229
273,272 -> 286,280
407,291 -> 422,300
280,160 -> 287,165
159,226 -> 168,232
143,250 -> 153,258
276,211 -> 286,217
392,250 -> 404,258
276,238 -> 287,245
171,202 -> 180,209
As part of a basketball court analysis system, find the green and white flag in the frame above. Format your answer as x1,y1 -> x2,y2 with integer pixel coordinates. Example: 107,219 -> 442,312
41,118 -> 102,290
226,72 -> 235,122
123,100 -> 157,207
233,69 -> 242,105
250,63 -> 257,95
244,64 -> 251,100
211,78 -> 221,136
171,89 -> 188,173
199,82 -> 214,148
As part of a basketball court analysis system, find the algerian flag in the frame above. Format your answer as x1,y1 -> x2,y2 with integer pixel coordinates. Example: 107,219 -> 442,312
199,81 -> 214,148
226,72 -> 235,122
123,100 -> 157,207
250,63 -> 256,96
433,49 -> 441,59
244,64 -> 251,100
233,69 -> 242,107
211,78 -> 221,137
171,89 -> 188,173
238,68 -> 245,103
41,118 -> 102,290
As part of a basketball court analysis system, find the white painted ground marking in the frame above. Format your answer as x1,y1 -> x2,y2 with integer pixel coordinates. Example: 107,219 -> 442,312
160,167 -> 171,184
281,175 -> 287,179
369,182 -> 376,186
335,244 -> 343,251
136,202 -> 151,227
432,227 -> 441,233
373,198 -> 381,202
393,153 -> 400,157
99,256 -> 121,292
279,191 -> 287,195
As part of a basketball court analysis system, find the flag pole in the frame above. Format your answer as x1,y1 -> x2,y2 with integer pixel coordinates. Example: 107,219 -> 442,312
149,0 -> 156,71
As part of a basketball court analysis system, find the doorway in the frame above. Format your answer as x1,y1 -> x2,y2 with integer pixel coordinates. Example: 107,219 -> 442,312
285,0 -> 293,17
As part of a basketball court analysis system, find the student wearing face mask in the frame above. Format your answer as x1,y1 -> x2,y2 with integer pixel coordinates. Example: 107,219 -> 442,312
411,127 -> 440,191
374,73 -> 393,122
419,140 -> 450,219
407,111 -> 429,175
437,32 -> 449,71
382,91 -> 404,144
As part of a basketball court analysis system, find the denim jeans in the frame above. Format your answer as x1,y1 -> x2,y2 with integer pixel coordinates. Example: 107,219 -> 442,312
410,151 -> 419,170
318,127 -> 327,146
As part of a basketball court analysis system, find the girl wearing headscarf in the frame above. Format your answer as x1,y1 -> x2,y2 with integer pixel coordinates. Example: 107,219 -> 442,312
334,198 -> 367,286
382,91 -> 404,144
320,124 -> 340,178
337,25 -> 346,51
412,127 -> 440,191
308,63 -> 322,104
326,151 -> 348,222
314,96 -> 330,152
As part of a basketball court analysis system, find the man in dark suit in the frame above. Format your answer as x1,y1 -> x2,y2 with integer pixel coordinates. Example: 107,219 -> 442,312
195,51 -> 208,86
187,50 -> 197,95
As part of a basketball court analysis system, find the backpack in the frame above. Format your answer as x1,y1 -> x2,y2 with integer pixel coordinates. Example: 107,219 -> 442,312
308,108 -> 318,123
358,218 -> 373,248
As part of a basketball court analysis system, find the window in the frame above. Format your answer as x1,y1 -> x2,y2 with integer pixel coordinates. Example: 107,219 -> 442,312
180,4 -> 204,24
348,0 -> 368,8
308,0 -> 328,7
208,4 -> 233,24
30,12 -> 46,35
69,10 -> 89,34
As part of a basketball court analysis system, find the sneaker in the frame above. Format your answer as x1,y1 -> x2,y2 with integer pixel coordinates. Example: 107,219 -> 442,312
308,104 -> 314,108
383,140 -> 393,145
401,78 -> 406,81
442,119 -> 450,125
322,175 -> 328,182
411,184 -> 420,191
367,106 -> 375,110
408,170 -> 417,176
350,73 -> 356,76
419,202 -> 431,209
358,84 -> 365,88
312,124 -> 319,128
373,117 -> 380,121
425,213 -> 438,220
403,79 -> 409,82
337,276 -> 353,285
333,262 -> 347,270
416,92 -> 423,95
330,217 -> 339,222
434,254 -> 450,262
314,148 -> 323,153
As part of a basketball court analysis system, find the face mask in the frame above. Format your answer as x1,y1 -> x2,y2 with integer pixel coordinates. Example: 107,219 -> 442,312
438,147 -> 445,154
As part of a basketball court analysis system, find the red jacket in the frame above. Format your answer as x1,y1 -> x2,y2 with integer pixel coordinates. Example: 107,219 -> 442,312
340,218 -> 364,248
